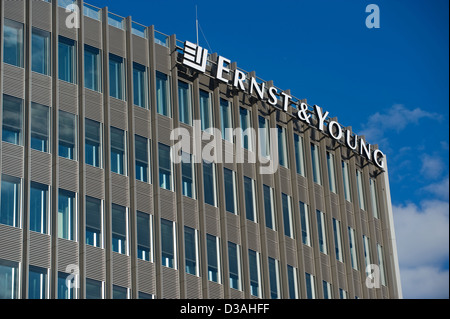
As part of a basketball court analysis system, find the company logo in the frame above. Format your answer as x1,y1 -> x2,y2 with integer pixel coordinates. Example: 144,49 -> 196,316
182,41 -> 209,73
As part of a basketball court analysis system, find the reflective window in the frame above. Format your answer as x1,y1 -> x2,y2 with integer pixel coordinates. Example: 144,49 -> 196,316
316,210 -> 327,254
32,28 -> 51,75
135,135 -> 149,183
86,196 -> 102,248
342,161 -> 352,202
0,175 -> 21,228
244,177 -> 256,222
228,242 -> 241,290
58,36 -> 76,83
158,143 -> 172,190
377,244 -> 387,286
220,98 -> 233,142
207,234 -> 220,283
31,103 -> 50,152
86,278 -> 103,299
109,54 -> 124,100
282,193 -> 293,238
268,257 -> 280,299
2,95 -> 23,146
58,189 -> 76,240
363,235 -> 371,277
28,266 -> 47,299
184,226 -> 198,276
278,126 -> 288,168
259,116 -> 270,158
239,107 -> 252,151
299,201 -> 311,246
57,272 -> 75,299
3,19 -> 24,67
112,204 -> 128,255
84,45 -> 101,92
178,81 -> 192,125
224,168 -> 237,214
30,182 -> 49,234
248,250 -> 261,298
200,90 -> 213,132
85,119 -> 102,168
287,265 -> 298,299
311,143 -> 321,185
305,272 -> 316,299
370,178 -> 379,219
181,152 -> 195,198
0,259 -> 19,299
294,134 -> 306,176
161,219 -> 175,268
323,280 -> 332,299
348,227 -> 358,270
156,71 -> 170,117
356,170 -> 366,210
113,285 -> 128,299
110,127 -> 126,175
263,185 -> 275,230
333,218 -> 343,262
58,111 -> 77,160
203,160 -> 216,207
327,152 -> 337,193
133,62 -> 147,108
137,212 -> 152,262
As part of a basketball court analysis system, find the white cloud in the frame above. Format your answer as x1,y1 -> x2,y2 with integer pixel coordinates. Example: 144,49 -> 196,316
420,155 -> 445,180
422,177 -> 449,200
400,266 -> 449,299
393,199 -> 449,298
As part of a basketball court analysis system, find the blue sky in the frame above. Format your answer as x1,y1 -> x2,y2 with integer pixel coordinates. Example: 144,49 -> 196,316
85,0 -> 449,298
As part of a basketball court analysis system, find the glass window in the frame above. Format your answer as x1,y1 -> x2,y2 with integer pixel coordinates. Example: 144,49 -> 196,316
333,218 -> 343,262
220,98 -> 233,142
137,212 -> 152,262
84,45 -> 101,92
224,168 -> 237,214
58,111 -> 77,160
248,250 -> 261,298
86,278 -> 103,299
282,193 -> 293,238
316,210 -> 327,254
268,257 -> 280,299
2,95 -> 23,146
110,127 -> 126,175
109,54 -> 125,100
263,185 -> 275,230
184,226 -> 198,276
133,62 -> 147,108
294,134 -> 306,176
113,285 -> 128,299
244,177 -> 256,222
30,182 -> 49,234
139,292 -> 154,299
207,234 -> 220,283
322,280 -> 332,299
0,259 -> 19,299
356,170 -> 366,211
348,227 -> 358,270
57,272 -> 75,299
377,244 -> 387,286
239,107 -> 252,151
156,71 -> 170,117
112,204 -> 128,255
161,219 -> 175,268
32,28 -> 51,75
311,143 -> 321,185
181,152 -> 195,199
200,90 -> 213,133
0,175 -> 21,228
287,265 -> 298,299
370,179 -> 379,219
58,36 -> 76,83
342,161 -> 352,202
86,196 -> 102,248
278,126 -> 288,168
58,189 -> 75,240
135,135 -> 149,183
203,160 -> 216,207
3,19 -> 24,68
178,81 -> 192,125
339,288 -> 347,299
259,116 -> 270,158
305,272 -> 316,299
327,152 -> 337,193
31,103 -> 50,152
158,143 -> 172,190
85,119 -> 102,168
299,201 -> 311,246
28,266 -> 48,299
363,235 -> 371,277
228,242 -> 241,290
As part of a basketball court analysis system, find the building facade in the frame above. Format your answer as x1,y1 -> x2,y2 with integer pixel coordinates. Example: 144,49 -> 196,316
0,0 -> 402,299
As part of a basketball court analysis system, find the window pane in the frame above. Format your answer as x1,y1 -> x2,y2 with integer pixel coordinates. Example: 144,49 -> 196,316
161,219 -> 175,268
0,259 -> 19,299
228,242 -> 241,290
294,134 -> 306,176
363,235 -> 371,276
248,250 -> 261,297
2,95 -> 23,146
356,170 -> 366,210
244,177 -> 256,222
259,116 -> 270,158
112,204 -> 127,254
287,265 -> 298,299
199,90 -> 213,132
178,81 -> 192,125
3,19 -> 24,67
30,182 -> 48,234
58,189 -> 75,240
156,71 -> 170,117
370,179 -> 379,219
59,111 -> 76,160
207,234 -> 219,283
348,227 -> 358,270
311,144 -> 321,185
84,45 -> 101,92
111,127 -> 125,175
85,119 -> 101,168
28,266 -> 47,299
0,176 -> 21,228
158,143 -> 172,190
268,257 -> 279,299
86,278 -> 103,299
223,168 -> 236,214
113,285 -> 128,299
221,99 -> 233,142
203,161 -> 216,207
263,185 -> 275,230
327,152 -> 337,193
133,62 -> 147,108
316,210 -> 327,254
323,281 -> 332,299
32,28 -> 50,75
278,126 -> 288,168
305,273 -> 315,299
86,196 -> 102,248
239,107 -> 252,151
299,201 -> 310,246
135,135 -> 149,183
31,103 -> 50,152
58,36 -> 76,83
282,193 -> 293,238
181,152 -> 194,198
333,218 -> 343,262
58,272 -> 75,299
109,54 -> 124,100
342,161 -> 352,202
377,244 -> 387,286
137,212 -> 152,261
185,226 -> 197,276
